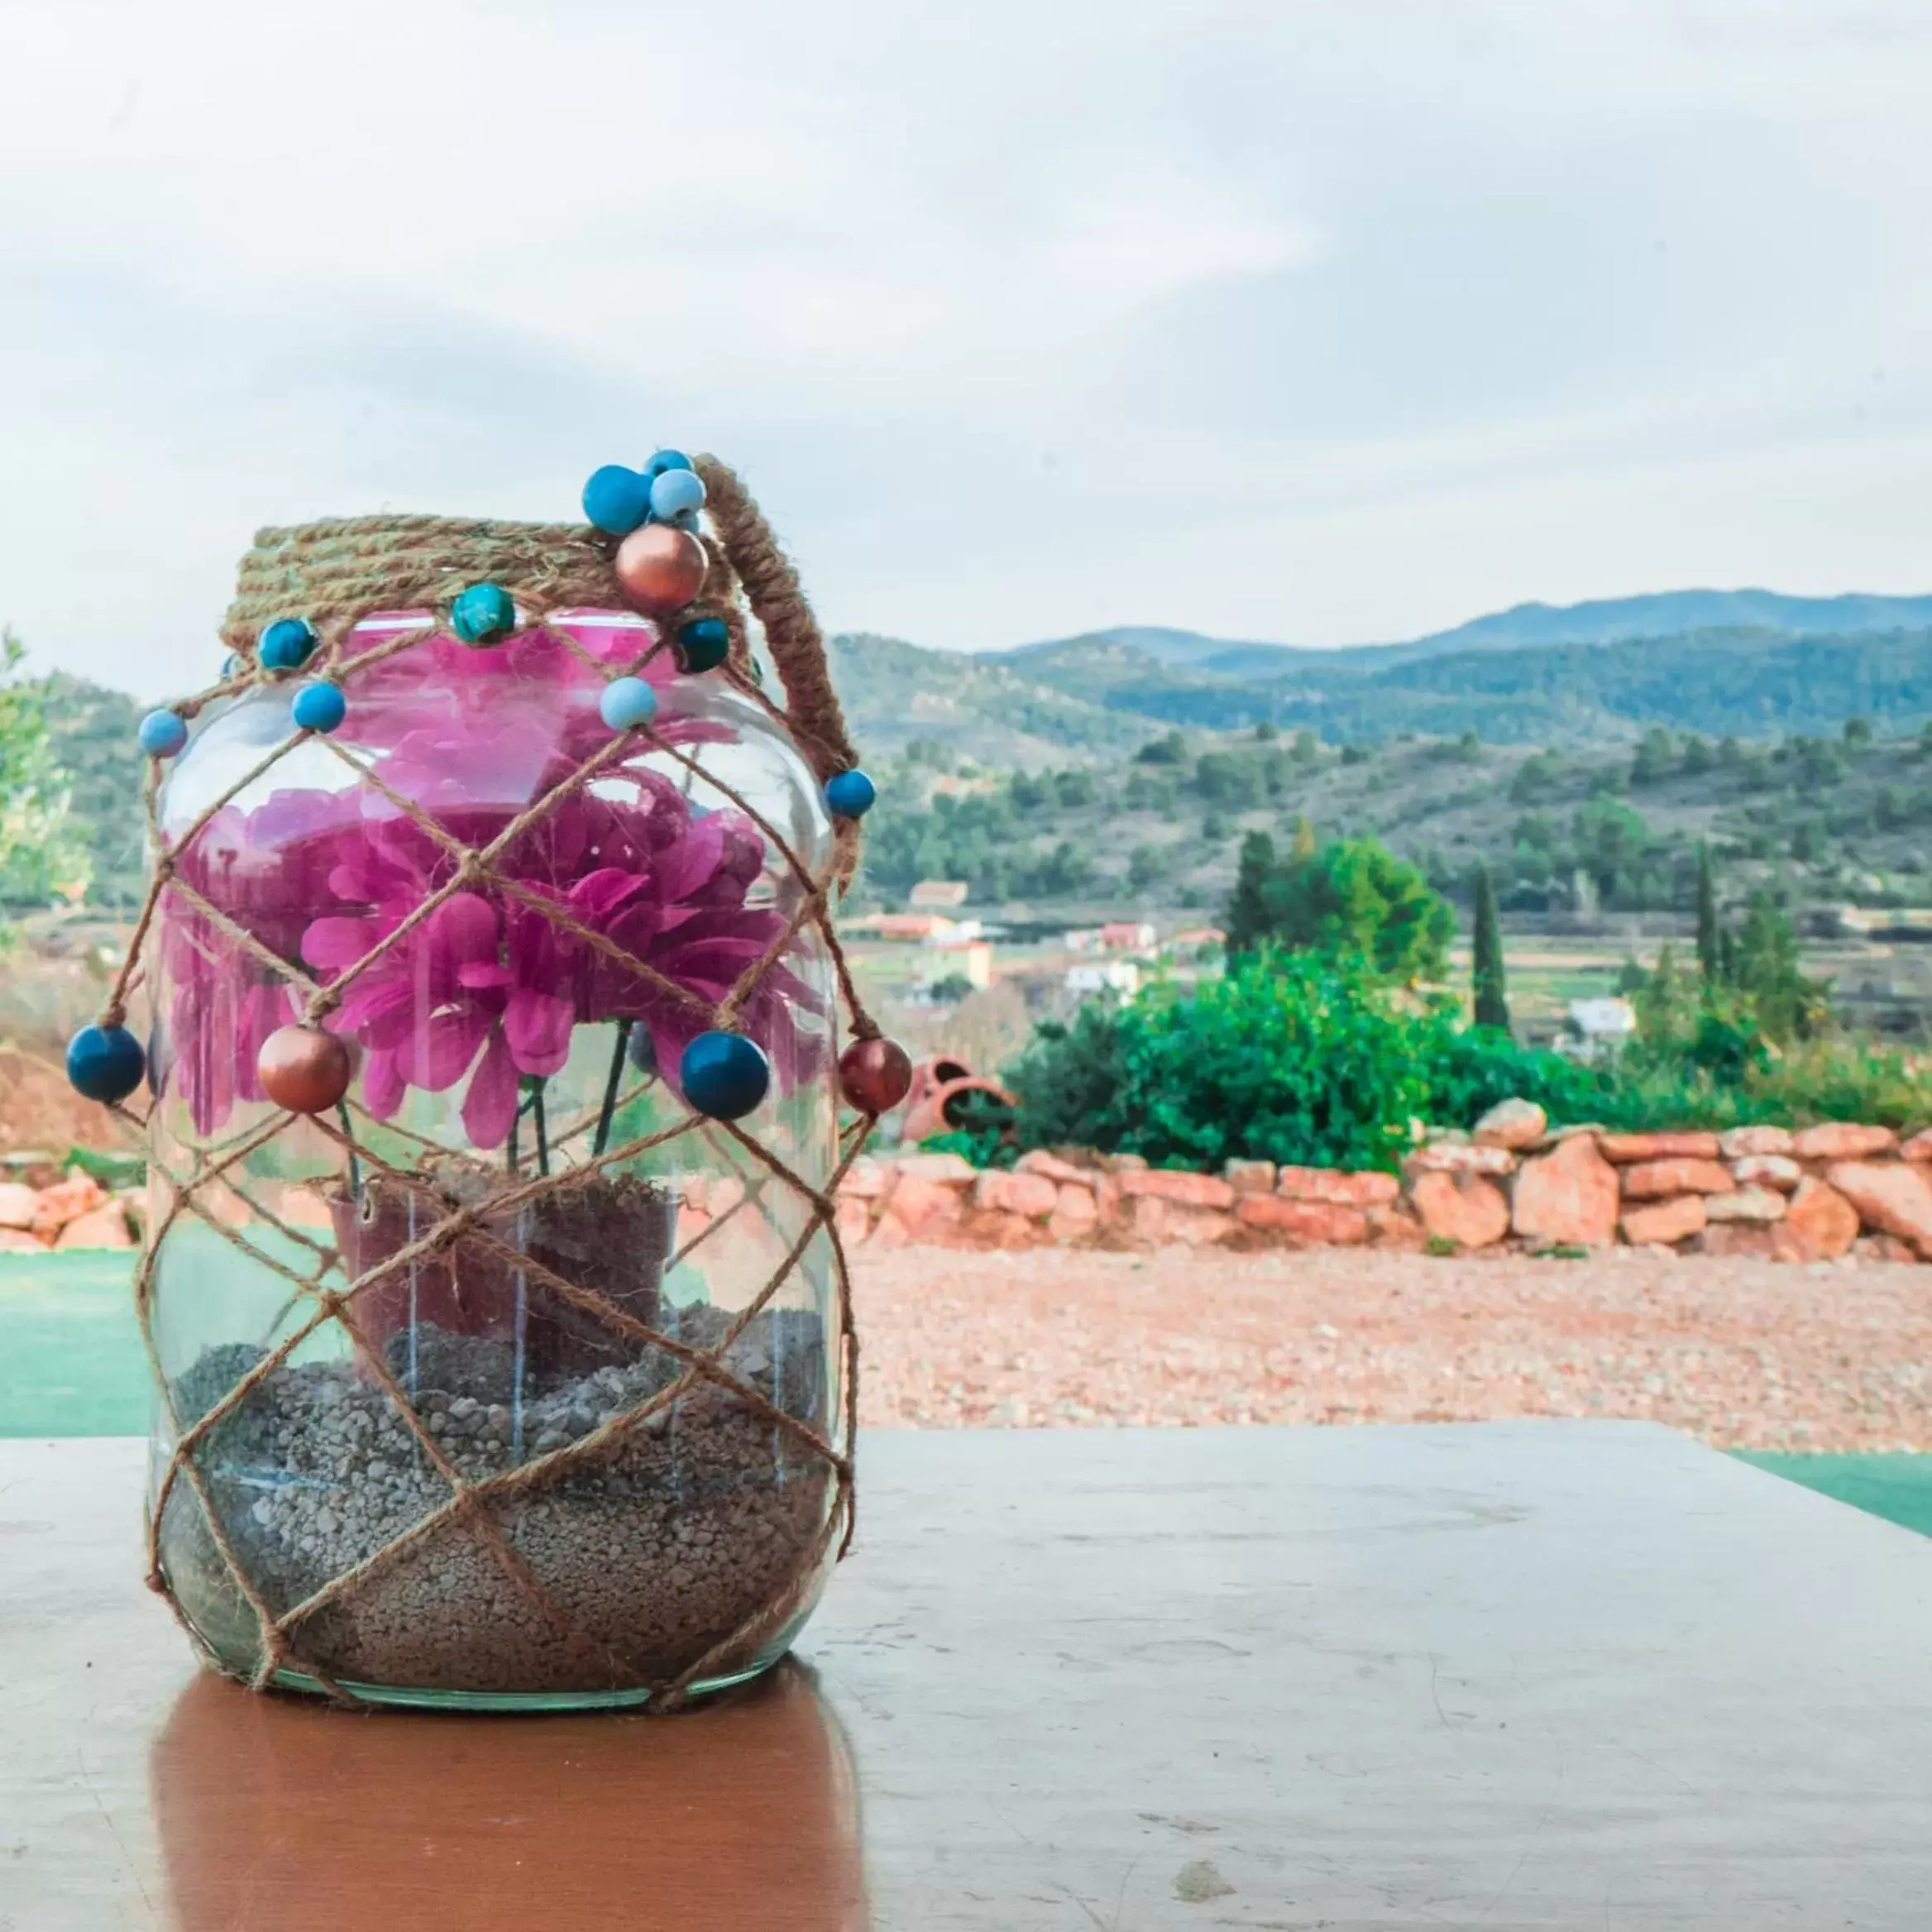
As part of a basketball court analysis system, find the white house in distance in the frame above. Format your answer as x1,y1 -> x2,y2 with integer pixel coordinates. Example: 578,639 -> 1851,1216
1567,996 -> 1637,1059
910,879 -> 971,911
1065,959 -> 1141,1002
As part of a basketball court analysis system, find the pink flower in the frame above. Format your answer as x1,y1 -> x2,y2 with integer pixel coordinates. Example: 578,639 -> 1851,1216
160,638 -> 817,1145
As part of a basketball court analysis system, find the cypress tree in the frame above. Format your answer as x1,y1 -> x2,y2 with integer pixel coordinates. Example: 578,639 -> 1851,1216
1471,862 -> 1511,1032
1695,844 -> 1720,983
1226,830 -> 1276,954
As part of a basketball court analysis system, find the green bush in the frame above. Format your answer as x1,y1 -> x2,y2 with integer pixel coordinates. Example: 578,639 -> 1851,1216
983,949 -> 1932,1173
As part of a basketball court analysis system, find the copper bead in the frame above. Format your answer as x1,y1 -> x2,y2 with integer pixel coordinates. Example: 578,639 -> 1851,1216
614,524 -> 709,612
257,1024 -> 352,1115
839,1035 -> 912,1115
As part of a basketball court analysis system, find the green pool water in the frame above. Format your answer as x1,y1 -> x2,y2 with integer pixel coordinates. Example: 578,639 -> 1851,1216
2,1252 -> 1928,1542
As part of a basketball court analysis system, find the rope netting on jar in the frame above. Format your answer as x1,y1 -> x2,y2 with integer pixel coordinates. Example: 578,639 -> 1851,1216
86,456 -> 897,1708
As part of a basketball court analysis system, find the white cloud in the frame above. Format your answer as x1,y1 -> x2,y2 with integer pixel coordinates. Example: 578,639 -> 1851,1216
0,0 -> 1928,694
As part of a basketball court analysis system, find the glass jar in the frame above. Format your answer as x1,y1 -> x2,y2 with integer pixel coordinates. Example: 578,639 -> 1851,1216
144,601 -> 849,1709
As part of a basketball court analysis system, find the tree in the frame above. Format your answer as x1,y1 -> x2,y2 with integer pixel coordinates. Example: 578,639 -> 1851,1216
1126,843 -> 1167,893
1222,833 -> 1454,984
1695,844 -> 1720,983
1226,831 -> 1278,954
0,634 -> 92,917
1630,726 -> 1674,787
1471,862 -> 1510,1032
1136,730 -> 1187,766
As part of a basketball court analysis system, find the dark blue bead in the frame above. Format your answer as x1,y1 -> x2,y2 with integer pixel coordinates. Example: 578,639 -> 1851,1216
450,581 -> 518,646
824,768 -> 877,819
643,448 -> 694,482
676,616 -> 731,673
259,617 -> 318,672
582,464 -> 653,536
679,1031 -> 771,1121
627,1024 -> 658,1075
66,1024 -> 146,1103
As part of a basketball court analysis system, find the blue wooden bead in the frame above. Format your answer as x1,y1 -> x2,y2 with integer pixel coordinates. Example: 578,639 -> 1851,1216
451,581 -> 518,645
292,681 -> 347,733
677,616 -> 731,674
643,448 -> 693,481
679,1031 -> 770,1121
824,768 -> 877,819
583,464 -> 653,535
648,467 -> 706,521
600,677 -> 659,730
137,710 -> 189,758
258,617 -> 318,672
66,1024 -> 146,1103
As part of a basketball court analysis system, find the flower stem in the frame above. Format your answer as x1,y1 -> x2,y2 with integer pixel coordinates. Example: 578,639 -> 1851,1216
532,1078 -> 550,1177
594,1021 -> 632,1158
337,1102 -> 361,1202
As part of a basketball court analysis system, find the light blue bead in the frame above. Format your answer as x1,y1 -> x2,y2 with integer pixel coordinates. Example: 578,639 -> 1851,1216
824,768 -> 877,819
292,681 -> 347,734
450,581 -> 518,646
137,710 -> 189,758
582,464 -> 653,535
649,467 -> 706,521
258,617 -> 318,672
644,448 -> 693,481
600,677 -> 659,731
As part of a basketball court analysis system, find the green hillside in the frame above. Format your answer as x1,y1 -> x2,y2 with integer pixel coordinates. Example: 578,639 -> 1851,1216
978,625 -> 1932,744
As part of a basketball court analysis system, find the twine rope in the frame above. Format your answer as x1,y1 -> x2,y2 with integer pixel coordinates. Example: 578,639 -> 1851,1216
117,461 -> 878,1707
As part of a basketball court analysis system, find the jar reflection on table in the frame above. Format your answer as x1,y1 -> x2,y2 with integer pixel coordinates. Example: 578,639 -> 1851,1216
151,1661 -> 867,1932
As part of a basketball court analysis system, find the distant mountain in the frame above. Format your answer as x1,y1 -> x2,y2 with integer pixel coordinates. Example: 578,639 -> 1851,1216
825,632 -> 1153,767
1003,591 -> 1932,680
927,595 -> 1932,749
1356,589 -> 1932,667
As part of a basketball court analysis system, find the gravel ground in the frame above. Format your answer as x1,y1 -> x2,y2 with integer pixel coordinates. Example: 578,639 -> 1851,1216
852,1246 -> 1932,1451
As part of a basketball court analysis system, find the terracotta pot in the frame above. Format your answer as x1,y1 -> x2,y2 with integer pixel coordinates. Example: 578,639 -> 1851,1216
328,1165 -> 676,1383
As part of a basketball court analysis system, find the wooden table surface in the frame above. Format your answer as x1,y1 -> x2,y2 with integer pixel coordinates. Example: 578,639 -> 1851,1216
2,1423 -> 1930,1931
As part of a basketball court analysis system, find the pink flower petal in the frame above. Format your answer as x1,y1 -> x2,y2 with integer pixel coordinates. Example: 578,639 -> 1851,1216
461,1027 -> 521,1149
363,1048 -> 407,1120
504,989 -> 574,1075
302,916 -> 383,972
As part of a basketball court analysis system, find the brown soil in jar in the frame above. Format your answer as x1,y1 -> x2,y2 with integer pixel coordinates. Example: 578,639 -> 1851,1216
159,1301 -> 834,1695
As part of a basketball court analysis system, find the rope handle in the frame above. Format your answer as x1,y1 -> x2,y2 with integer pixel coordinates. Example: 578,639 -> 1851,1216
691,457 -> 858,785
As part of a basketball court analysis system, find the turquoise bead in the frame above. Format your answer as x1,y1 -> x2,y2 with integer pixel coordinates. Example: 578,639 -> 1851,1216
600,677 -> 659,730
644,449 -> 693,481
679,1031 -> 770,1120
676,616 -> 731,674
451,581 -> 517,645
292,681 -> 347,733
258,617 -> 318,672
66,1024 -> 146,1103
649,467 -> 705,521
137,710 -> 188,758
583,465 -> 653,535
824,768 -> 877,819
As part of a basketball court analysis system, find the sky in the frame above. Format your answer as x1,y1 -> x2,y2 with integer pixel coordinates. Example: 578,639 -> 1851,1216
2,0 -> 1930,698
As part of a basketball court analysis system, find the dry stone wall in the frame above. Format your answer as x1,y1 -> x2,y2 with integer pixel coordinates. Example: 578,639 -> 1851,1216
834,1103 -> 1932,1265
